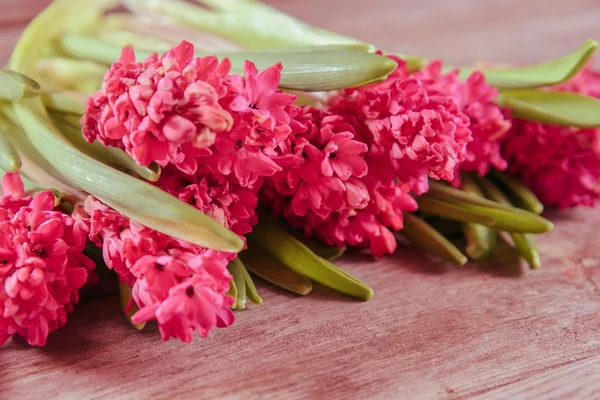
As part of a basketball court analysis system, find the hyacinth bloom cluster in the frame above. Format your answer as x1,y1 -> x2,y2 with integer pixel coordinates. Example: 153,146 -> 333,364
0,173 -> 95,347
328,56 -> 473,194
411,61 -> 512,180
501,63 -> 600,209
73,197 -> 235,342
80,41 -> 304,340
82,42 -> 234,175
261,56 -> 475,256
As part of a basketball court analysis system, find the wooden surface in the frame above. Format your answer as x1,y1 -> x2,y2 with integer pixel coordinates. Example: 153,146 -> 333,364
2,1 -> 600,399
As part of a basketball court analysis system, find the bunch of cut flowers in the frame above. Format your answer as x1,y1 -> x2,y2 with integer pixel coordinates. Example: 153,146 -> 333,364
1,0 -> 599,346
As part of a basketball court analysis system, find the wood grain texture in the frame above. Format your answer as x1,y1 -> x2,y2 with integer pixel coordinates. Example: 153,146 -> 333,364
1,1 -> 600,399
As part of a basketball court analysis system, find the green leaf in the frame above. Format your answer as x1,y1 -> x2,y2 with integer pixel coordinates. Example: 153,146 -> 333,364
227,260 -> 246,310
427,180 -> 517,212
401,213 -> 467,266
0,106 -> 77,197
226,279 -> 238,309
36,57 -> 105,94
240,243 -> 313,296
233,257 -> 263,305
475,177 -> 542,269
284,227 -> 346,261
124,0 -> 426,71
454,202 -> 553,234
56,34 -> 397,91
417,195 -> 496,226
0,69 -> 43,102
460,175 -> 497,261
510,233 -> 541,270
418,195 -> 553,233
98,29 -> 175,53
12,97 -> 244,252
0,116 -> 22,173
42,90 -> 86,115
490,171 -> 544,214
497,89 -> 600,127
119,281 -> 146,330
248,212 -> 373,300
475,176 -> 513,205
51,112 -> 161,182
463,222 -> 497,261
8,0 -> 119,77
459,39 -> 598,88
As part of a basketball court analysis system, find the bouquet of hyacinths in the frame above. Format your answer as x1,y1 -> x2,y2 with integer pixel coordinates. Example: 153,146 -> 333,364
1,0 -> 599,346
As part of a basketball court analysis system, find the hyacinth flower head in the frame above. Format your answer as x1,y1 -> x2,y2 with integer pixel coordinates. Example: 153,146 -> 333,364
328,55 -> 473,194
411,61 -> 511,181
261,55 -> 473,256
76,41 -> 311,339
501,62 -> 600,209
0,173 -> 95,346
82,41 -> 235,175
73,196 -> 235,342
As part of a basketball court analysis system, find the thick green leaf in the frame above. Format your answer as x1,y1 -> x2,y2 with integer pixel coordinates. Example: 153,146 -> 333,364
8,0 -> 243,252
248,212 -> 373,300
463,222 -> 497,261
226,279 -> 238,308
418,195 -> 553,233
0,69 -> 43,102
490,171 -> 544,214
233,258 -> 263,305
119,281 -> 146,330
13,97 -> 244,252
98,29 -> 175,53
51,115 -> 161,182
240,244 -> 313,296
417,196 -> 496,226
461,175 -> 496,261
460,39 -> 598,89
0,116 -> 22,172
401,213 -> 467,266
456,202 -> 553,233
0,106 -> 78,197
497,89 -> 600,127
57,34 -> 397,91
476,177 -> 542,269
124,0 -> 426,71
427,180 -> 517,212
36,57 -> 105,94
511,233 -> 541,270
475,176 -> 512,205
42,90 -> 86,115
285,227 -> 346,261
227,260 -> 246,310
8,0 -> 118,77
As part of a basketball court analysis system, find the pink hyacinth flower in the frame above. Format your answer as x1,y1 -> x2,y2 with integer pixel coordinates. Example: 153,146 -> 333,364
1,174 -> 95,347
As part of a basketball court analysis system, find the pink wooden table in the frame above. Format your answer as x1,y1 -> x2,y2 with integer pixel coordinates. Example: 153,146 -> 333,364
1,1 -> 600,399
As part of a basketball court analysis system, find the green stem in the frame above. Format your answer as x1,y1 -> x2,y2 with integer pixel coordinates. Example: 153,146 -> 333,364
401,213 -> 467,266
234,257 -> 263,305
417,195 -> 496,226
227,260 -> 246,310
55,34 -> 397,91
240,243 -> 313,296
248,211 -> 373,300
461,175 -> 497,261
490,171 -> 544,214
476,177 -> 542,269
